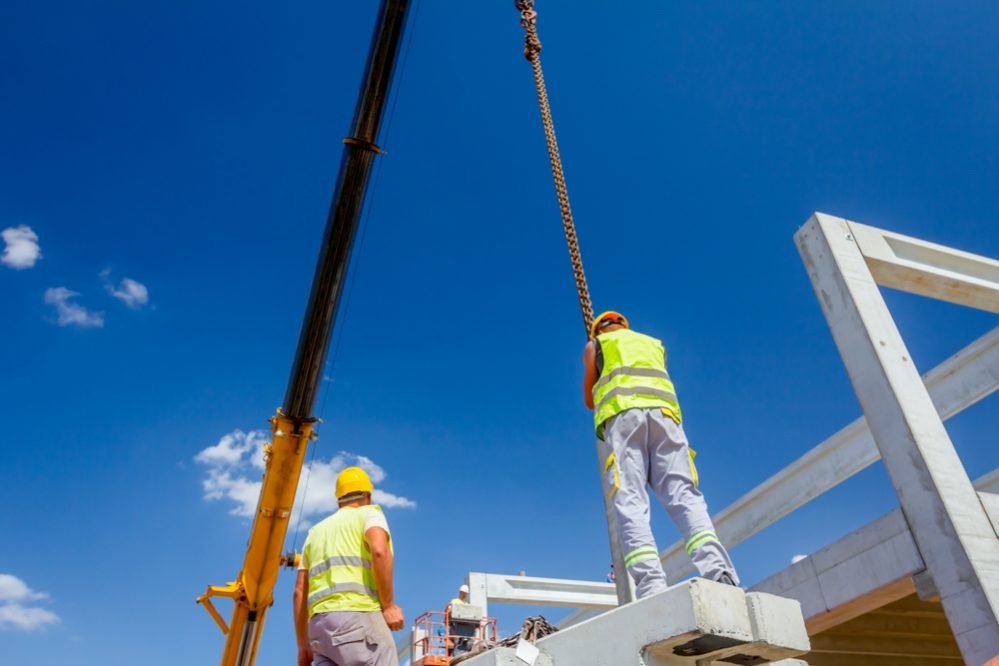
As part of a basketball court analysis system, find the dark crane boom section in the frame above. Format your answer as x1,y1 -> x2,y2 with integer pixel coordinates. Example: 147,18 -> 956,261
284,0 -> 410,421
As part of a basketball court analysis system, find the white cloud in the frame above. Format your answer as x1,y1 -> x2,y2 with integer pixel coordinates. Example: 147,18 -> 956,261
0,574 -> 47,603
791,554 -> 807,564
195,430 -> 268,469
194,429 -> 415,524
0,575 -> 59,631
1,225 -> 41,269
100,269 -> 149,308
43,287 -> 104,328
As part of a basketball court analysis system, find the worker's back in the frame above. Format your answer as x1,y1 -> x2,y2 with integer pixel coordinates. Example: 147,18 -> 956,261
593,328 -> 681,434
304,504 -> 391,615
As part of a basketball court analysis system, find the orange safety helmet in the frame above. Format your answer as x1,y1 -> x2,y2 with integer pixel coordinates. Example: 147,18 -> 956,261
336,466 -> 374,499
590,311 -> 629,338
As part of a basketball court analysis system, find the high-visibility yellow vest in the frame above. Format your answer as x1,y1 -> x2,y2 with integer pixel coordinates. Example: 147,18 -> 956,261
592,328 -> 681,438
304,504 -> 391,616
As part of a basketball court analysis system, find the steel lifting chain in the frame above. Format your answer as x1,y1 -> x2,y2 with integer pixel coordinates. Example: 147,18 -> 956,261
514,0 -> 595,336
496,615 -> 560,648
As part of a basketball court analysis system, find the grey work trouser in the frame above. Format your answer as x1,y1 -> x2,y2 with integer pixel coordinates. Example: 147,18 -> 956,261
598,408 -> 739,598
308,611 -> 397,666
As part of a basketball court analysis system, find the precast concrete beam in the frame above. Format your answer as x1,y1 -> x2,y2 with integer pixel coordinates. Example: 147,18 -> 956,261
846,219 -> 999,312
795,213 -> 999,663
464,572 -> 617,617
752,467 -> 999,633
980,492 -> 999,538
459,579 -> 808,666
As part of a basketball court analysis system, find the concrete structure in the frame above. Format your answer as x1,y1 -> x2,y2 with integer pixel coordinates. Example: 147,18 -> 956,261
459,579 -> 809,666
399,215 -> 998,665
755,469 -> 999,629
795,213 -> 999,663
463,572 -> 616,618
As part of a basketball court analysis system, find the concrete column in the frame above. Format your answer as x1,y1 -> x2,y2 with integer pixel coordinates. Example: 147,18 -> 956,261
466,572 -> 489,618
795,213 -> 999,663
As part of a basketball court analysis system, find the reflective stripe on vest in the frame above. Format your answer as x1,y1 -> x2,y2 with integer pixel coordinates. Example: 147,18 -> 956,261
308,554 -> 371,578
308,582 -> 380,608
592,329 -> 681,437
303,504 -> 391,615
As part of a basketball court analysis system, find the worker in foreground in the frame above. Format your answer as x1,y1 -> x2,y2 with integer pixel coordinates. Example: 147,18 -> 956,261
583,311 -> 740,598
293,467 -> 404,666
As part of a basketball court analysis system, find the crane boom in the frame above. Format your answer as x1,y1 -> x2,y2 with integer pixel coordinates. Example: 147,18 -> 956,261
197,2 -> 412,664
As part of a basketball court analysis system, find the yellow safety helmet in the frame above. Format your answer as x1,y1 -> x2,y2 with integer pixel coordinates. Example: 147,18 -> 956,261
336,466 -> 374,499
590,311 -> 629,338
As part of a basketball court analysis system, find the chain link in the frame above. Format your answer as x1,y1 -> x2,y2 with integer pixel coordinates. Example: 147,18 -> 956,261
515,0 -> 595,336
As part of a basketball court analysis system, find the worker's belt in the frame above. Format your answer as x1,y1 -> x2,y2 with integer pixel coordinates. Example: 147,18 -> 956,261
308,555 -> 372,578
307,582 -> 379,607
592,366 -> 671,394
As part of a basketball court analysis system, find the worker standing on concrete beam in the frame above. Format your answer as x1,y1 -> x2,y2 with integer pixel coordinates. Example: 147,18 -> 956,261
293,467 -> 404,666
583,311 -> 740,598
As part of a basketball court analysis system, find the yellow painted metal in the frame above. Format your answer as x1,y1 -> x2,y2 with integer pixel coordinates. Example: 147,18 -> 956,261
197,410 -> 316,666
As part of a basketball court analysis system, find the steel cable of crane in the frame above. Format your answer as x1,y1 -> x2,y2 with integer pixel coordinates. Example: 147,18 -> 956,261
514,0 -> 594,336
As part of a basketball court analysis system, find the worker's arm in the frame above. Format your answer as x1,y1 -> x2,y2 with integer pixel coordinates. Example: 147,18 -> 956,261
293,570 -> 313,666
583,340 -> 598,410
366,526 -> 404,631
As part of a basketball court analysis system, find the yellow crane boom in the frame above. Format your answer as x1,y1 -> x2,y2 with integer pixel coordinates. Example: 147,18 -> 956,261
196,2 -> 412,664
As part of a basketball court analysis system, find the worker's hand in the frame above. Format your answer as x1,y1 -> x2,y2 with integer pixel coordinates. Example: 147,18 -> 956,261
382,603 -> 404,631
297,645 -> 313,666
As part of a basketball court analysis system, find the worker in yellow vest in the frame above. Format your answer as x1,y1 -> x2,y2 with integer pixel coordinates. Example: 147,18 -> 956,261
293,466 -> 404,666
448,584 -> 470,610
446,584 -> 473,656
583,311 -> 740,599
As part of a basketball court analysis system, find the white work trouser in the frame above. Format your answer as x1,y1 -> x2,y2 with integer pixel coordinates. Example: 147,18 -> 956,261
598,407 -> 739,598
308,610 -> 397,666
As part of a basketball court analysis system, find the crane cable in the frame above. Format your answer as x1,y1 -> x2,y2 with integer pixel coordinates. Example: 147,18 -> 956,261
514,0 -> 595,336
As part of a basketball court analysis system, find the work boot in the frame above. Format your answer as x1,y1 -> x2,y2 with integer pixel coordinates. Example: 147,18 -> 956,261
716,572 -> 738,587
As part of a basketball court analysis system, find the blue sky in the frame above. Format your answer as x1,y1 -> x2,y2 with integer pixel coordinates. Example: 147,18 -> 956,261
2,1 -> 997,663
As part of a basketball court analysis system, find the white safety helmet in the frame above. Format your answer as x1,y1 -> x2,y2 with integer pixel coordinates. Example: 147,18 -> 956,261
459,584 -> 469,594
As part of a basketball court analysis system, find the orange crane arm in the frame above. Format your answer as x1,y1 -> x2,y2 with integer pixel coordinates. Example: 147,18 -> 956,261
196,2 -> 412,664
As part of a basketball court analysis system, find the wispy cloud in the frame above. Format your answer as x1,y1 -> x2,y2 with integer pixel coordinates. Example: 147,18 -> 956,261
43,287 -> 104,328
1,225 -> 41,269
194,429 -> 415,524
100,269 -> 149,309
791,554 -> 807,564
0,574 -> 59,631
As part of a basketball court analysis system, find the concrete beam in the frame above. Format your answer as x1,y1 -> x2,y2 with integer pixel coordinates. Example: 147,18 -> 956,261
464,572 -> 617,616
795,213 -> 999,663
847,220 -> 999,313
980,492 -> 999,538
459,579 -> 809,666
978,468 -> 999,494
752,468 -> 999,634
752,510 -> 920,633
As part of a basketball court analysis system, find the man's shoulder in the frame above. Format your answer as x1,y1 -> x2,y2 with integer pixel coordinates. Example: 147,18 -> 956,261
363,505 -> 390,529
306,511 -> 342,536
